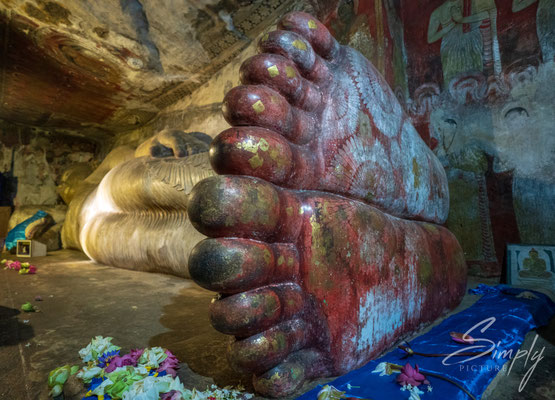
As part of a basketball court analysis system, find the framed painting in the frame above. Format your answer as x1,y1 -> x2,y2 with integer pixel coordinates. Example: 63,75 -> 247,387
16,240 -> 47,257
16,240 -> 32,257
506,244 -> 555,293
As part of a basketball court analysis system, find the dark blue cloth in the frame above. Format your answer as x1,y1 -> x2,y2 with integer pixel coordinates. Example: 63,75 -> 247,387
297,285 -> 555,400
4,210 -> 47,250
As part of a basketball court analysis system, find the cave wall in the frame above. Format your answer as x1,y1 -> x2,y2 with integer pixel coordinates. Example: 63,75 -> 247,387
111,32 -> 263,148
399,0 -> 555,276
110,0 -> 409,149
16,0 -> 555,275
0,122 -> 97,207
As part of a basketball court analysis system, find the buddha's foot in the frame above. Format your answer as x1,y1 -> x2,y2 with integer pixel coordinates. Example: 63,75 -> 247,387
188,176 -> 466,397
210,12 -> 448,223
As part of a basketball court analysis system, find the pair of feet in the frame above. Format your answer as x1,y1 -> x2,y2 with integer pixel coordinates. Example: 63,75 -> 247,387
187,12 -> 466,397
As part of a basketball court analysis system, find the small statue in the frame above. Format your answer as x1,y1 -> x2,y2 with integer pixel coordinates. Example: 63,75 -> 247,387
519,248 -> 552,278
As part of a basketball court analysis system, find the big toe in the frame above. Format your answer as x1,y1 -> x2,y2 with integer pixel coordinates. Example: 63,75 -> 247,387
187,175 -> 301,242
189,238 -> 299,294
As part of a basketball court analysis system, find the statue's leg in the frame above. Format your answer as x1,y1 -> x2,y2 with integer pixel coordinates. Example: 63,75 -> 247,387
188,12 -> 466,397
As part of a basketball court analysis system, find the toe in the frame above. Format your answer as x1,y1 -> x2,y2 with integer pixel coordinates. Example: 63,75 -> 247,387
210,283 -> 305,336
228,318 -> 309,374
210,127 -> 315,186
187,175 -> 279,240
252,349 -> 332,397
278,12 -> 340,61
189,238 -> 299,294
240,54 -> 321,111
222,85 -> 316,144
258,30 -> 331,83
187,175 -> 302,242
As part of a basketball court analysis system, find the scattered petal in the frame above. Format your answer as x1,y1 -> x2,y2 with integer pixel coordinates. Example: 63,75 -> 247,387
450,332 -> 475,345
317,385 -> 346,400
516,291 -> 539,300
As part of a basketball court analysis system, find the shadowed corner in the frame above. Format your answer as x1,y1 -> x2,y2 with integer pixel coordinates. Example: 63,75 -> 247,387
0,305 -> 35,347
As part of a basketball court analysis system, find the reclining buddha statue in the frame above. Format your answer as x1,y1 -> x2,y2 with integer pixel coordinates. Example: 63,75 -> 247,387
60,129 -> 214,278
60,11 -> 467,398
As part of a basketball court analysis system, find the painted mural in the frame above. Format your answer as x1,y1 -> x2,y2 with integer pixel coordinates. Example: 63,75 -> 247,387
239,0 -> 553,277
404,0 -> 555,276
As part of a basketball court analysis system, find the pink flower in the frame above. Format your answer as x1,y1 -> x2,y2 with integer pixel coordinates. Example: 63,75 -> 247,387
160,390 -> 182,400
397,363 -> 430,387
28,265 -> 37,274
450,331 -> 474,345
104,349 -> 144,373
157,349 -> 179,377
8,261 -> 21,270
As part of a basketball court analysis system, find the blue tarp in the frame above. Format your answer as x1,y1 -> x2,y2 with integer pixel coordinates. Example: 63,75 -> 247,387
297,285 -> 555,400
4,210 -> 48,250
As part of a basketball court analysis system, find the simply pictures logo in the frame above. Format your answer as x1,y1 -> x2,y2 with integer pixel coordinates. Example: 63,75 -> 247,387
442,317 -> 546,392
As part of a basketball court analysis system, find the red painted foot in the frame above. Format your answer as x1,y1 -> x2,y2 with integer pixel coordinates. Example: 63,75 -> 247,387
211,12 -> 448,224
188,177 -> 466,397
188,12 -> 466,398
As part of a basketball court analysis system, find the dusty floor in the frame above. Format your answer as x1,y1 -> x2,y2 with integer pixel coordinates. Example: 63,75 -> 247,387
0,250 -> 554,400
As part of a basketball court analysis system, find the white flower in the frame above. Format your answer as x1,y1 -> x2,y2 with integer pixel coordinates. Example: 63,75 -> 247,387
427,385 -> 433,392
76,366 -> 103,383
121,375 -> 192,400
406,385 -> 424,400
371,362 -> 392,376
138,346 -> 168,368
90,378 -> 113,396
408,391 -> 422,400
317,385 -> 346,400
202,385 -> 254,400
78,336 -> 120,362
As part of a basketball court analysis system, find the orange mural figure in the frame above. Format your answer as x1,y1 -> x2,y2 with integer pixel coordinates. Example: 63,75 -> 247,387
428,0 -> 501,84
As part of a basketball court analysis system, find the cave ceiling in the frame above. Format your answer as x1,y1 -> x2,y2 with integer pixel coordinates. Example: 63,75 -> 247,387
0,0 -> 301,141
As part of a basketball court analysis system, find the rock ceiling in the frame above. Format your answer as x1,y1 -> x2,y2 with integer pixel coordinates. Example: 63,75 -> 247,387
0,0 -> 303,140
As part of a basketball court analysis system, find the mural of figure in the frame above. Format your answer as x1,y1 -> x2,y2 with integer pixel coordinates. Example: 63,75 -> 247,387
428,1 -> 483,84
384,0 -> 409,100
519,248 -> 551,278
491,64 -> 555,245
430,101 -> 498,276
428,0 -> 501,85
473,0 -> 502,77
513,0 -> 555,63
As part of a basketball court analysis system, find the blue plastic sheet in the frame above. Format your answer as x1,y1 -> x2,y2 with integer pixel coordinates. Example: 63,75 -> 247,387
4,210 -> 48,250
297,285 -> 555,400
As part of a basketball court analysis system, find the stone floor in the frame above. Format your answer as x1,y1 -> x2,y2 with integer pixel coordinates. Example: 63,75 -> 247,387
0,250 -> 553,400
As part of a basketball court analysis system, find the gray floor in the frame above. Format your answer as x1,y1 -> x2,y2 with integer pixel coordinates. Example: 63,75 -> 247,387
1,250 -> 553,399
